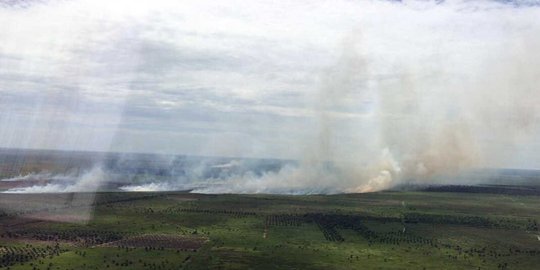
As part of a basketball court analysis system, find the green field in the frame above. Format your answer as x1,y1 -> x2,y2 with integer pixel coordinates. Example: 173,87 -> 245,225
1,190 -> 539,269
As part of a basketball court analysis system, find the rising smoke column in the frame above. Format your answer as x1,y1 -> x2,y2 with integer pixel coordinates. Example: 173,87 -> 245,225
194,34 -> 401,194
2,1 -> 540,196
197,2 -> 540,194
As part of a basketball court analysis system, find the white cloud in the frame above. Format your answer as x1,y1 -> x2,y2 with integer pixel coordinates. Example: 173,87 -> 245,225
1,0 -> 540,166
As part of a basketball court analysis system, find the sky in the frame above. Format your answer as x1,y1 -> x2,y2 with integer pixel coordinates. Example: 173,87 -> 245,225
1,0 -> 540,169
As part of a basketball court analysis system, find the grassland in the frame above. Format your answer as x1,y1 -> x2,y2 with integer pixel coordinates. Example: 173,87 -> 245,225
1,190 -> 539,270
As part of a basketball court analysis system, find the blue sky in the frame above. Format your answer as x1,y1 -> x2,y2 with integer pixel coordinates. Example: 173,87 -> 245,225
1,0 -> 540,170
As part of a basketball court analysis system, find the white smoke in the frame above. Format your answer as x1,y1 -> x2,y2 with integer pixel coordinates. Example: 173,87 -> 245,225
3,167 -> 106,193
120,181 -> 209,192
186,2 -> 540,194
2,1 -> 540,195
120,182 -> 172,192
0,172 -> 71,182
211,160 -> 242,169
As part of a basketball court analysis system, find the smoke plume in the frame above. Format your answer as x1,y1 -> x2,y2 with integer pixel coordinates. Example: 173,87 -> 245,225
3,167 -> 106,193
1,1 -> 540,195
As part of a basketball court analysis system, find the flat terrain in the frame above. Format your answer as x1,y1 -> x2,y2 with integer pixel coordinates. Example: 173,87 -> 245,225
1,190 -> 539,270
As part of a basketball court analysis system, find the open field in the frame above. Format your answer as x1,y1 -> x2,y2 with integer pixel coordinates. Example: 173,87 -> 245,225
1,189 -> 539,269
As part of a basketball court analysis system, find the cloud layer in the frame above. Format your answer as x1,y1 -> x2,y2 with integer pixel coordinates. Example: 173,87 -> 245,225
1,0 -> 540,172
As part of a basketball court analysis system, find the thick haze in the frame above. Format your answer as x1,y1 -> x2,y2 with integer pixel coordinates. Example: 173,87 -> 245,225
1,0 -> 540,193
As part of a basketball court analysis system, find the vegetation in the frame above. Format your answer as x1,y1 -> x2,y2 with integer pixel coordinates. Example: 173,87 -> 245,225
1,189 -> 540,269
